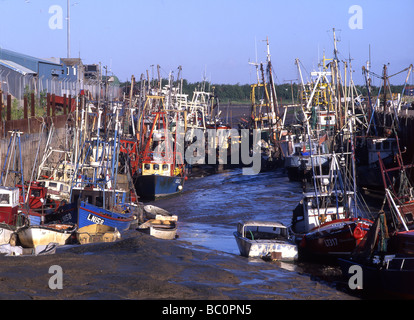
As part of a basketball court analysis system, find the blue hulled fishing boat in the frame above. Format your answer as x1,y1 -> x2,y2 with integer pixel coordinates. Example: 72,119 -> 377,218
70,103 -> 133,231
134,110 -> 185,200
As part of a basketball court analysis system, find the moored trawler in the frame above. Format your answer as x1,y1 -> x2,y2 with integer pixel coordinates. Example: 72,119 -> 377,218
134,111 -> 186,200
134,162 -> 185,200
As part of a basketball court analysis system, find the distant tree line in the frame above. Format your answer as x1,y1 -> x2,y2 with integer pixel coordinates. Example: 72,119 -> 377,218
121,79 -> 407,104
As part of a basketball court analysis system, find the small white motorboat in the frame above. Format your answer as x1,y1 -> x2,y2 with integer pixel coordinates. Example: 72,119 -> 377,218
234,220 -> 298,261
17,223 -> 77,248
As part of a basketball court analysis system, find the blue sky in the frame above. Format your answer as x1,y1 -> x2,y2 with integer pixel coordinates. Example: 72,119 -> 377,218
0,0 -> 413,86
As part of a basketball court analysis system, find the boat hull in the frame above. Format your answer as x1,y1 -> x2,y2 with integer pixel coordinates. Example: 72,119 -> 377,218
17,224 -> 76,248
140,224 -> 177,240
0,207 -> 18,225
0,223 -> 16,245
284,155 -> 329,182
233,232 -> 298,261
298,218 -> 373,258
138,216 -> 178,240
338,256 -> 414,299
135,175 -> 184,200
78,201 -> 133,231
45,202 -> 78,224
25,202 -> 77,226
76,224 -> 121,244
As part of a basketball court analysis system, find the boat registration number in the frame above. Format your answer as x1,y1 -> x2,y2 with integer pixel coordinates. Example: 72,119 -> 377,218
87,214 -> 105,225
324,238 -> 338,247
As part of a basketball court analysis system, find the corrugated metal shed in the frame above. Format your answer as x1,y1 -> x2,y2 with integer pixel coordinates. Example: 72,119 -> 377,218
0,48 -> 61,69
0,59 -> 37,76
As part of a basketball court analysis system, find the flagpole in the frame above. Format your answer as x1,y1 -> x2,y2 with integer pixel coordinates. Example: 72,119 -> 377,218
67,0 -> 70,58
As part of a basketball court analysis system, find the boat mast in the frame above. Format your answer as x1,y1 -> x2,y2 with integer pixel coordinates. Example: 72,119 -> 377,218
265,37 -> 280,131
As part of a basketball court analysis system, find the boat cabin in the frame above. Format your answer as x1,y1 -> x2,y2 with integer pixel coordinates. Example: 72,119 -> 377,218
51,161 -> 75,183
366,137 -> 397,165
292,191 -> 353,234
237,221 -> 289,240
142,162 -> 173,177
37,179 -> 70,201
0,186 -> 19,225
17,182 -> 48,209
71,187 -> 127,211
318,112 -> 336,130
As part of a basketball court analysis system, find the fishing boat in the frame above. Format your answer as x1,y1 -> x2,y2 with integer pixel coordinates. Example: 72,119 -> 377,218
355,64 -> 412,194
291,113 -> 375,259
134,111 -> 185,200
35,179 -> 71,203
284,136 -> 330,182
289,35 -> 378,259
18,181 -> 76,226
70,103 -> 134,231
75,192 -> 133,231
356,136 -> 399,193
16,223 -> 77,248
338,213 -> 414,299
291,152 -> 374,259
247,38 -> 285,172
234,220 -> 298,261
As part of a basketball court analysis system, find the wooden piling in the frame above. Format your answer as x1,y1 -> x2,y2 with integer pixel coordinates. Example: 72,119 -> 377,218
23,96 -> 28,119
52,94 -> 56,117
7,94 -> 11,121
30,93 -> 35,117
47,93 -> 50,117
63,94 -> 67,115
0,92 -> 2,120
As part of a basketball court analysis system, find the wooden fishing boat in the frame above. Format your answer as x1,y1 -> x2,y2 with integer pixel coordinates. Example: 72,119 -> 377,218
234,220 -> 298,261
137,214 -> 178,240
17,223 -> 77,248
76,224 -> 121,244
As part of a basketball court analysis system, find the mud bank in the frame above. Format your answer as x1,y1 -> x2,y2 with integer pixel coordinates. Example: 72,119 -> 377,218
0,230 -> 355,300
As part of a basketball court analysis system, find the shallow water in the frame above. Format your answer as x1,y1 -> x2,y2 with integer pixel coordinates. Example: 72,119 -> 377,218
151,169 -> 301,253
148,168 -> 353,298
